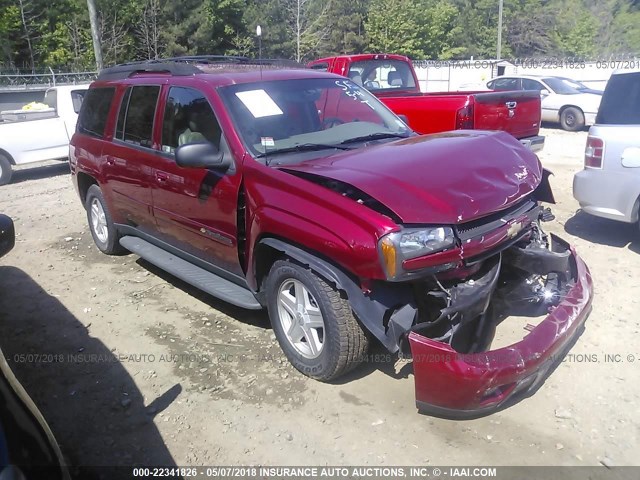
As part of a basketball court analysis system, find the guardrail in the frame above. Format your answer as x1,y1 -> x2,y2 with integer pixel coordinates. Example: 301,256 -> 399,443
0,69 -> 96,91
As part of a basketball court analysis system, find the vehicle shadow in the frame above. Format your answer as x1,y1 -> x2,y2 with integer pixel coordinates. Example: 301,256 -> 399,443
136,258 -> 272,330
136,259 -> 404,381
0,266 -> 181,480
564,209 -> 640,253
9,162 -> 70,184
541,121 -> 590,132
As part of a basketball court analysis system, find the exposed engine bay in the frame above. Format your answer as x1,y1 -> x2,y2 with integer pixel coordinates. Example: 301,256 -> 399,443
397,217 -> 575,356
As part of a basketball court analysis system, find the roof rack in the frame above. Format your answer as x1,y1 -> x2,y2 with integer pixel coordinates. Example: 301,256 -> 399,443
97,56 -> 304,81
97,61 -> 201,81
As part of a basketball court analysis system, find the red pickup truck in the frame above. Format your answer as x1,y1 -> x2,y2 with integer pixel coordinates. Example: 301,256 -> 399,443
308,54 -> 545,152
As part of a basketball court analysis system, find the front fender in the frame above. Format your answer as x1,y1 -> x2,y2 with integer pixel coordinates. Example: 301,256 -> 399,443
256,238 -> 413,352
246,204 -> 384,287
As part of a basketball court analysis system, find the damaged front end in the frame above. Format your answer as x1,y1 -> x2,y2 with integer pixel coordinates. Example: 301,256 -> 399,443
354,201 -> 592,418
399,218 -> 592,418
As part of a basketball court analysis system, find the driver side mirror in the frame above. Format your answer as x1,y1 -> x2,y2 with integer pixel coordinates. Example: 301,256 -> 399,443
175,142 -> 231,170
540,89 -> 550,97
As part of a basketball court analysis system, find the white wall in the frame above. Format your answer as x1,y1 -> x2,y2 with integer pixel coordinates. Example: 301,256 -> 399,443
412,60 -> 634,92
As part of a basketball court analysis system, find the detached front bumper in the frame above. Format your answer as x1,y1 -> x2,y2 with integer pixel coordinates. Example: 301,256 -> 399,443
409,242 -> 592,419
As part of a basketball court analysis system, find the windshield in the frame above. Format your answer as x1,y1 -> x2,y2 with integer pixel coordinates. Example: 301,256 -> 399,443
543,77 -> 588,95
219,78 -> 412,160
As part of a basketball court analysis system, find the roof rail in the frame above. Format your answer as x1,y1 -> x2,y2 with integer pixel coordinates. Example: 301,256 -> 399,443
97,61 -> 201,81
161,55 -> 250,64
97,56 -> 305,81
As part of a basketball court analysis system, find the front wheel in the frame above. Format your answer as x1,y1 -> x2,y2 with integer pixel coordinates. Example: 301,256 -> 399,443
560,106 -> 585,131
85,184 -> 126,255
266,260 -> 368,381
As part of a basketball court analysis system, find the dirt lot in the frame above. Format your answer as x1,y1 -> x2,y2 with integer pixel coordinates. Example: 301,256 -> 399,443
0,127 -> 638,475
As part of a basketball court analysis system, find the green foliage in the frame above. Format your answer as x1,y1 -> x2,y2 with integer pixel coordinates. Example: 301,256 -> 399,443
365,0 -> 462,59
550,0 -> 599,57
1,0 -> 640,71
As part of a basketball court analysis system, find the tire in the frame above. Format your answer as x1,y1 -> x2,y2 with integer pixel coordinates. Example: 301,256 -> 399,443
85,184 -> 126,255
0,154 -> 13,186
266,259 -> 369,381
560,106 -> 585,131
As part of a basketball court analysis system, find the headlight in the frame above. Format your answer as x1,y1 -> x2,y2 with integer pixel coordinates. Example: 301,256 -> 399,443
379,227 -> 456,280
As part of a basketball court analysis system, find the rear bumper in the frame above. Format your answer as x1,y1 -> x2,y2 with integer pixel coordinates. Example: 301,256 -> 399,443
409,241 -> 592,419
520,135 -> 545,153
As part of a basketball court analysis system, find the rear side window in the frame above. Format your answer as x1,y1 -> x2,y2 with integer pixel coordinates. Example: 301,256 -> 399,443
597,72 -> 640,125
522,79 -> 544,91
489,78 -> 520,91
115,88 -> 132,140
120,85 -> 160,147
77,87 -> 115,138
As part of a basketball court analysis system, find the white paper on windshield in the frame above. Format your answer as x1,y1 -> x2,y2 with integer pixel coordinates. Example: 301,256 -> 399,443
235,90 -> 283,118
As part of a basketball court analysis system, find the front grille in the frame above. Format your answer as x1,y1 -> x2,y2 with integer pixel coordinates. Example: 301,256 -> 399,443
455,197 -> 539,241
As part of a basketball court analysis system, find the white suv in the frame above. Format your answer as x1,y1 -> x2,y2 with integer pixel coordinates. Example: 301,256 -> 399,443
573,70 -> 640,232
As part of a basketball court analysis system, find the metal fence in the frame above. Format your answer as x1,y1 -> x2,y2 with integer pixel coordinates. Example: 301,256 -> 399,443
0,69 -> 96,91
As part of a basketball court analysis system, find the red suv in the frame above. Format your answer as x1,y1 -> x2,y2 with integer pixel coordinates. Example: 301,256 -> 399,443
70,58 -> 592,417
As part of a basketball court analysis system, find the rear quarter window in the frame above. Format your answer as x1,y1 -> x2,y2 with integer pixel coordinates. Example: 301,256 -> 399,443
77,87 -> 116,138
120,85 -> 160,148
597,72 -> 640,125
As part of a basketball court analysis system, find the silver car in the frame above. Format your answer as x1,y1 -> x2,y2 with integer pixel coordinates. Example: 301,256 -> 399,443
487,75 -> 602,131
573,70 -> 640,231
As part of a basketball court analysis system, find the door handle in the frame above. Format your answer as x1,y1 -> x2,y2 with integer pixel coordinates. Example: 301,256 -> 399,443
106,157 -> 115,166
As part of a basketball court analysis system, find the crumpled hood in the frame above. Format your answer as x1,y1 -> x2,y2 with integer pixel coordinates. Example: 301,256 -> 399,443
282,131 -> 542,224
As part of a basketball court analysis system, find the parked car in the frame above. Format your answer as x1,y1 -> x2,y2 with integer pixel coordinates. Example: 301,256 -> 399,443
0,84 -> 89,185
573,70 -> 640,231
309,54 -> 545,152
70,58 -> 592,417
487,75 -> 602,131
0,214 -> 69,479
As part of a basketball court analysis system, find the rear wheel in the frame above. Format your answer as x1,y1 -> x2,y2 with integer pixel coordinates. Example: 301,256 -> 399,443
0,154 -> 13,186
266,260 -> 368,381
560,106 -> 585,131
85,184 -> 126,255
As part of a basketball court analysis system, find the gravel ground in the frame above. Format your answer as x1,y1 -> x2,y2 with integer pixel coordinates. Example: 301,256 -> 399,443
0,127 -> 638,476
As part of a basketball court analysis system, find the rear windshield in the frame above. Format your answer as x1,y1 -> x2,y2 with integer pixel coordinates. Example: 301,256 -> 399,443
596,72 -> 640,125
347,59 -> 417,91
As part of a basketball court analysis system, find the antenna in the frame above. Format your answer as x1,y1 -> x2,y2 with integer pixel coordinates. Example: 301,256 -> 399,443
257,25 -> 263,80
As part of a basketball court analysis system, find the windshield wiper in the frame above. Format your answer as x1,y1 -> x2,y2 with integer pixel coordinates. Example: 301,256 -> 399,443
340,132 -> 411,145
255,143 -> 352,158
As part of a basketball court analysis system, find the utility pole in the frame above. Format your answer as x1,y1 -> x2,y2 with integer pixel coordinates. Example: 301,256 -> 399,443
86,0 -> 103,70
497,0 -> 503,60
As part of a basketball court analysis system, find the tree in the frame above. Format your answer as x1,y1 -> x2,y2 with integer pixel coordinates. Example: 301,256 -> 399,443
17,0 -> 40,71
550,0 -> 598,57
366,0 -> 462,59
136,0 -> 162,60
316,0 -> 369,56
0,1 -> 22,68
506,0 -> 555,57
282,0 -> 333,62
